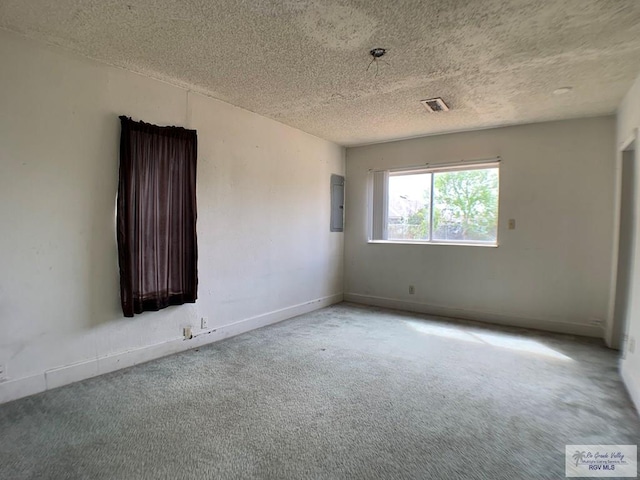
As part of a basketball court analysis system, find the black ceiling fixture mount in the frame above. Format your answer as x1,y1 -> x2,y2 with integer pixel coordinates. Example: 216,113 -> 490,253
367,48 -> 388,77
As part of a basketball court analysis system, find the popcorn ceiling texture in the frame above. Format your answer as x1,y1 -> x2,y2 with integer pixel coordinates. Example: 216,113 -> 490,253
1,0 -> 639,145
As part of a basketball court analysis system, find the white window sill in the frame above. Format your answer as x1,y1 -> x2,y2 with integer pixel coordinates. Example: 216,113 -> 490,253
367,240 -> 498,248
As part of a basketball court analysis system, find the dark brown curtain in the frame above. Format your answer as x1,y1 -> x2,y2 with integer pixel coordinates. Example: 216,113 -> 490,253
117,116 -> 198,317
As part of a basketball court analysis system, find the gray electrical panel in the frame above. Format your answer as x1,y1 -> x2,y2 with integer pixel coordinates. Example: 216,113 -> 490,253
330,174 -> 344,232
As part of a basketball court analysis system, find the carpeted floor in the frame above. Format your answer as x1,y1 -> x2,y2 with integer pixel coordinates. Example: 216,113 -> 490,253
0,303 -> 638,479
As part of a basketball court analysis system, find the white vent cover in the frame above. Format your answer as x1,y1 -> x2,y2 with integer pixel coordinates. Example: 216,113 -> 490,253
421,97 -> 450,113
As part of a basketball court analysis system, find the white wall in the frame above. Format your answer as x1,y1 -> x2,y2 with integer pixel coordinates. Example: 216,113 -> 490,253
345,117 -> 616,338
618,74 -> 640,147
0,30 -> 344,404
617,71 -> 640,413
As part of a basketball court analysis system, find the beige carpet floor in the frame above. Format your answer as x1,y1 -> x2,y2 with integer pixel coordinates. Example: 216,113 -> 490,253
0,303 -> 638,479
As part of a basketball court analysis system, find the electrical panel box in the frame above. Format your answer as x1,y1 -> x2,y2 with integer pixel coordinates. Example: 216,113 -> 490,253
330,174 -> 345,232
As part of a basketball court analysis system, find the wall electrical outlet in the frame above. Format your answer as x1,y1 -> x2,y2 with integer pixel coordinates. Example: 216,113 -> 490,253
201,317 -> 208,329
508,219 -> 516,230
409,285 -> 415,295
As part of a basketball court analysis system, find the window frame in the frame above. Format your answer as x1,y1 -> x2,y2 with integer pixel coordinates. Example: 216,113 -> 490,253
368,159 -> 500,247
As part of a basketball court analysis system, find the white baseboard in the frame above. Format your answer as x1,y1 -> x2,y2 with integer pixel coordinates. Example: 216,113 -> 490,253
0,374 -> 46,405
0,293 -> 343,405
621,360 -> 640,414
344,293 -> 603,338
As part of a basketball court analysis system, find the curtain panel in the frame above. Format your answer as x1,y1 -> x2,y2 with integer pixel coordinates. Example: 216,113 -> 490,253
117,116 -> 198,317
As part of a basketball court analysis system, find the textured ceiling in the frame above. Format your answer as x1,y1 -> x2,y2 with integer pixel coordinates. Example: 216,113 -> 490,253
1,0 -> 640,146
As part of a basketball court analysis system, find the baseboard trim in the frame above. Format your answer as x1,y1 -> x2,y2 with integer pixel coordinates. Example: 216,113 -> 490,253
0,293 -> 343,405
0,374 -> 46,405
344,293 -> 603,338
620,361 -> 640,414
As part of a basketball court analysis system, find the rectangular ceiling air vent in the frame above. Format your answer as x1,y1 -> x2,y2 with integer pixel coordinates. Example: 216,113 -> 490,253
421,98 -> 450,113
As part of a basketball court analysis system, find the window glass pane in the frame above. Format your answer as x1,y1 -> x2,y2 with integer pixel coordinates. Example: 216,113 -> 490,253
432,168 -> 499,243
387,173 -> 431,240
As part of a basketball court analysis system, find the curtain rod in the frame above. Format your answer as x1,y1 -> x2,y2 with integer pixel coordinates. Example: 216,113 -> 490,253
368,156 -> 501,173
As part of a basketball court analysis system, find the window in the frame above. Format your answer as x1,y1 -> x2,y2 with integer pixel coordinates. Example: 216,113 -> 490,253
117,116 -> 198,317
370,160 -> 500,245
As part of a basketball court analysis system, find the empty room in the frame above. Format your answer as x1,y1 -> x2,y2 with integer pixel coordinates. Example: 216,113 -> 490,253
1,1 -> 640,478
